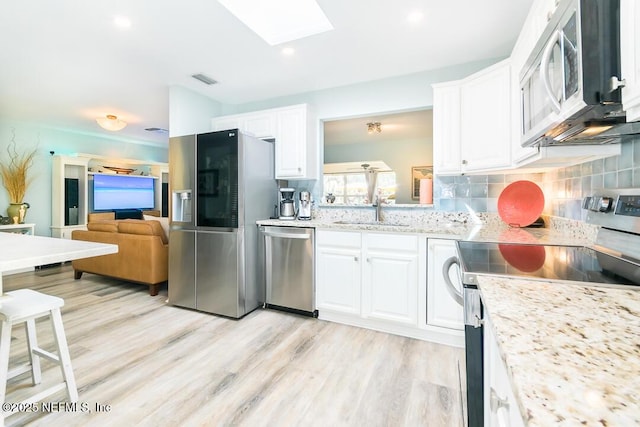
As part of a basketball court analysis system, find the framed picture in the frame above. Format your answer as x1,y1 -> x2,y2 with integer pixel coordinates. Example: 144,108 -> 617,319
411,166 -> 433,200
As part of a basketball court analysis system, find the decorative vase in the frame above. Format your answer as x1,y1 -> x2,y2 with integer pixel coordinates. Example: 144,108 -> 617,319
419,178 -> 433,204
7,202 -> 29,224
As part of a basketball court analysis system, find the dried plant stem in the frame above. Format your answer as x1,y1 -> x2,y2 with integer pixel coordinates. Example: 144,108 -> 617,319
0,130 -> 37,203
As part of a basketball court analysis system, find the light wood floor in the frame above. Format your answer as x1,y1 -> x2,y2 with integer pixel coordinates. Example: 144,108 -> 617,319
3,264 -> 466,427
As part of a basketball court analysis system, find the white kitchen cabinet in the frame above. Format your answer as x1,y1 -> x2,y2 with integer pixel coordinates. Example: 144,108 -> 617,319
362,233 -> 418,325
621,0 -> 640,122
274,104 -> 318,180
316,230 -> 463,346
432,59 -> 512,175
211,112 -> 276,139
459,59 -> 512,172
484,314 -> 525,427
316,231 -> 418,323
433,82 -> 462,175
316,230 -> 361,315
426,239 -> 464,331
211,116 -> 242,133
211,104 -> 318,180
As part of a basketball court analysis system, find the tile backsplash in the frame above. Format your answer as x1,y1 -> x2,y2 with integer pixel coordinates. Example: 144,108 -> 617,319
435,136 -> 640,222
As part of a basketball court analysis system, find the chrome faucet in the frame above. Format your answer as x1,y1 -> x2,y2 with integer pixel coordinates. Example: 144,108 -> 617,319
373,195 -> 383,222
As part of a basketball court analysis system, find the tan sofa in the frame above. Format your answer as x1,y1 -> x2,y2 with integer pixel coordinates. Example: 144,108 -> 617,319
71,213 -> 168,296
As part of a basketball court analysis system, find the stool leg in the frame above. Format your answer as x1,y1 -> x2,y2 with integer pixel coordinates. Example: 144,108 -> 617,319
24,319 -> 42,385
49,308 -> 78,402
1,321 -> 13,424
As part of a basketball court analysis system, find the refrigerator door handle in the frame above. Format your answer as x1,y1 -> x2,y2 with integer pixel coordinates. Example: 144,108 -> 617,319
262,231 -> 311,240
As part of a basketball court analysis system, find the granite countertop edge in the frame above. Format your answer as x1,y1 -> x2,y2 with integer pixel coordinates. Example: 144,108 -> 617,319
477,276 -> 640,426
255,218 -> 591,246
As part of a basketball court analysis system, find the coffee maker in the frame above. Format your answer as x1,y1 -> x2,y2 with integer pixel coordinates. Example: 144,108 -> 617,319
298,191 -> 311,220
279,188 -> 296,220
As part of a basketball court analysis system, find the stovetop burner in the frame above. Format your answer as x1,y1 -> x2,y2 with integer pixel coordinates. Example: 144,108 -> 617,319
456,241 -> 640,287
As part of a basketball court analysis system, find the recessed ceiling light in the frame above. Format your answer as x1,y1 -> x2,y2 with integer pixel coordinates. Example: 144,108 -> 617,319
113,16 -> 132,29
281,47 -> 295,56
407,11 -> 424,24
217,0 -> 333,45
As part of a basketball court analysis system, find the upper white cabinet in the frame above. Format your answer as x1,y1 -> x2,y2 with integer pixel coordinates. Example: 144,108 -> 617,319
211,104 -> 318,180
211,111 -> 276,139
460,59 -> 512,172
621,0 -> 640,122
426,239 -> 464,331
433,82 -> 462,175
433,59 -> 512,175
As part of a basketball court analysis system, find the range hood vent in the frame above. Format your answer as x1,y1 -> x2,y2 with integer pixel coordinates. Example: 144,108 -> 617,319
537,120 -> 640,146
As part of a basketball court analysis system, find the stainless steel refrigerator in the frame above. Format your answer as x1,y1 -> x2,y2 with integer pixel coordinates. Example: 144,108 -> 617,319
168,129 -> 277,318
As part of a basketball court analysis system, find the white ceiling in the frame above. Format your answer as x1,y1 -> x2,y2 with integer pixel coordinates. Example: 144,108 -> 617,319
0,0 -> 534,146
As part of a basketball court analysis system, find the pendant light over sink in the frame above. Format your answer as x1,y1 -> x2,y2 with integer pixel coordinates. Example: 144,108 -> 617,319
96,114 -> 127,131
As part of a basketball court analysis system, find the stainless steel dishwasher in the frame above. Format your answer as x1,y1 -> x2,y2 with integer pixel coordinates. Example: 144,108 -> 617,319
259,226 -> 317,317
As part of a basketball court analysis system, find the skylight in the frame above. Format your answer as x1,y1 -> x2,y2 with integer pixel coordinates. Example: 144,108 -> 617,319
217,0 -> 333,46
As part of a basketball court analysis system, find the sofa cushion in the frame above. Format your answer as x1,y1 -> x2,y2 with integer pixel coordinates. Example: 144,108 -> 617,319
118,219 -> 168,244
143,215 -> 169,242
88,212 -> 116,222
87,220 -> 119,233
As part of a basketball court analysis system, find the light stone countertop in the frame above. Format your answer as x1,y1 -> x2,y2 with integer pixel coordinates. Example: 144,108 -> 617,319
478,276 -> 640,427
256,218 -> 594,246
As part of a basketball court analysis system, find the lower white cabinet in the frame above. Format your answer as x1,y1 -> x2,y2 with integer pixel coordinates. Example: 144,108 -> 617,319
426,239 -> 464,331
484,314 -> 525,427
316,230 -> 463,346
316,231 -> 361,315
362,233 -> 418,325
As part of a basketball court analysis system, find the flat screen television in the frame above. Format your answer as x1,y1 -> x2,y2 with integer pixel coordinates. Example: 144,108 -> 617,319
93,174 -> 155,211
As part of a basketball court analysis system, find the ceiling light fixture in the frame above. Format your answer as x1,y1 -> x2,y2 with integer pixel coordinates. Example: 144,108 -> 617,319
217,0 -> 333,45
367,122 -> 382,134
96,114 -> 127,131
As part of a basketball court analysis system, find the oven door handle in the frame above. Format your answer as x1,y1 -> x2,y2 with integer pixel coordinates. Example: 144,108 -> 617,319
443,256 -> 463,306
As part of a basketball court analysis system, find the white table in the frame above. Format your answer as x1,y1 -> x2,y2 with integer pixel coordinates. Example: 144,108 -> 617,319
0,232 -> 118,297
0,223 -> 35,235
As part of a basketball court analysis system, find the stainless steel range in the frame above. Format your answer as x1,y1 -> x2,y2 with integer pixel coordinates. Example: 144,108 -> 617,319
456,188 -> 640,427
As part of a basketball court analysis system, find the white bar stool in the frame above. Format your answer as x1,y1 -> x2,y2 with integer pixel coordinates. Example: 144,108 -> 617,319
0,289 -> 78,423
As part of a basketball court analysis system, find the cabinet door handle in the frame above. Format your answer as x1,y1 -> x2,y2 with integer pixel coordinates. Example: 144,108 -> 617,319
461,159 -> 468,165
490,388 -> 510,427
354,256 -> 358,262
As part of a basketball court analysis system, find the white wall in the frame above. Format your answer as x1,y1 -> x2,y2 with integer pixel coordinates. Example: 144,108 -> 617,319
222,58 -> 500,121
169,86 -> 223,137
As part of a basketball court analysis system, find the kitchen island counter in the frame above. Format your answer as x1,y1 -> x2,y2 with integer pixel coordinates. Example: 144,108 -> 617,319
478,276 -> 640,426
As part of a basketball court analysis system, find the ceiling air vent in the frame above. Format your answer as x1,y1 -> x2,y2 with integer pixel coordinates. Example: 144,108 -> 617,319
191,73 -> 218,85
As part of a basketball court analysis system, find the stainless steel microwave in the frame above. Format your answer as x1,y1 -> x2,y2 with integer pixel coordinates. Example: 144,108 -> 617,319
520,0 -> 625,147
